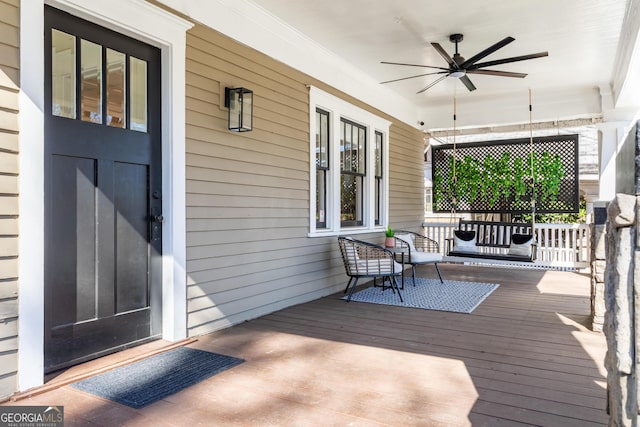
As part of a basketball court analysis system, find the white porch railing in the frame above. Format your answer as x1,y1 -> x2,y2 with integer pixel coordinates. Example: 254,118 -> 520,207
421,222 -> 591,270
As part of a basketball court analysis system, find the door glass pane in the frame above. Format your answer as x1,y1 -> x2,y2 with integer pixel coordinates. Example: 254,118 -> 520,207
51,29 -> 76,119
81,39 -> 102,123
130,56 -> 147,132
106,48 -> 126,128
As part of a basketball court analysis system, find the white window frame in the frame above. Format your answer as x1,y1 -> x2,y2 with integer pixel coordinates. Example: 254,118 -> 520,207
308,86 -> 390,236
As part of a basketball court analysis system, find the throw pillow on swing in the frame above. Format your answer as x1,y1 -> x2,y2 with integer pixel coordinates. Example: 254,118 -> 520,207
508,233 -> 534,257
453,230 -> 478,253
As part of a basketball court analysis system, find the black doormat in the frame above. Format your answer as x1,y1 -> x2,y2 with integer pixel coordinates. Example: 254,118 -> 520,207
71,347 -> 244,408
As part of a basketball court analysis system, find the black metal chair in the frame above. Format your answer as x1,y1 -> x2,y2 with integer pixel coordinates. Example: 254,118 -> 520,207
393,230 -> 444,285
337,236 -> 403,302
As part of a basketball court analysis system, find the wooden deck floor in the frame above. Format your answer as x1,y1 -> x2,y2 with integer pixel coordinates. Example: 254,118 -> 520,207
6,264 -> 607,426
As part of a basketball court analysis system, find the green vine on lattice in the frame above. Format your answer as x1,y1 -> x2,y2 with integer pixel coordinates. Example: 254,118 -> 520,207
433,151 -> 566,211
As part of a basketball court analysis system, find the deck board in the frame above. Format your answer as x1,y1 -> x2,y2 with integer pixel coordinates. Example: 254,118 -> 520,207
10,263 -> 608,426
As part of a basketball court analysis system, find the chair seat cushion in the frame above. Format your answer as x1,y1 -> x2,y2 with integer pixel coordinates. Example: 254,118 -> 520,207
352,259 -> 403,274
402,251 -> 442,264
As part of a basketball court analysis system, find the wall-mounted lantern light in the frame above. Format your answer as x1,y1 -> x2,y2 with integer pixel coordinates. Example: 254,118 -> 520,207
224,87 -> 253,132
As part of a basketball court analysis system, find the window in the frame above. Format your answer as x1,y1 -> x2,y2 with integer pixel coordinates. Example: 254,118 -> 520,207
374,131 -> 383,225
309,86 -> 390,236
340,119 -> 366,226
315,109 -> 329,228
425,187 -> 433,214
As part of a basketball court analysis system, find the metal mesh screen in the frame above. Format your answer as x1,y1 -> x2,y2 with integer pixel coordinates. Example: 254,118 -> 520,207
432,134 -> 579,213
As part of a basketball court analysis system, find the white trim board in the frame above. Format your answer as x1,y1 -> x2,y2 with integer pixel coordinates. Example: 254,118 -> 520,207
18,0 -> 192,391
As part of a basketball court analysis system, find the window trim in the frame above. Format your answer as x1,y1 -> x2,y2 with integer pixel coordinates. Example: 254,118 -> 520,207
308,86 -> 390,237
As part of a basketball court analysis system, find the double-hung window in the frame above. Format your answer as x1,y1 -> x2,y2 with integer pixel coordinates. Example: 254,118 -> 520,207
309,86 -> 390,236
340,119 -> 366,226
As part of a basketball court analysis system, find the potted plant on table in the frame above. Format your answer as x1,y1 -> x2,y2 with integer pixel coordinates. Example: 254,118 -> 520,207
384,226 -> 395,248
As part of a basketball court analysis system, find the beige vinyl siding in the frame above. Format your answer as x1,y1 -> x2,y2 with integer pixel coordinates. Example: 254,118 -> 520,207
389,124 -> 427,229
184,23 -> 425,336
0,0 -> 19,398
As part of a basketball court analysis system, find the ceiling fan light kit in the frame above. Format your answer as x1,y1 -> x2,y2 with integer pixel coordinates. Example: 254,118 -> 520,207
381,33 -> 548,93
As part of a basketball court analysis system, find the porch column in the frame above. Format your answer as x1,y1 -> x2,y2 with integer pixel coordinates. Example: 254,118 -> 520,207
590,201 -> 607,332
597,125 -> 617,201
591,86 -> 625,332
596,85 -> 619,202
604,193 -> 639,425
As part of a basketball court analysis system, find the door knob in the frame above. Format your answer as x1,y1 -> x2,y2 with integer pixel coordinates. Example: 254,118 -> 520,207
154,214 -> 165,223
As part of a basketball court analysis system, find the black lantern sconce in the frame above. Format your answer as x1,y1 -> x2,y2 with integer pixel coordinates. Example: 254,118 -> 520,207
224,87 -> 253,132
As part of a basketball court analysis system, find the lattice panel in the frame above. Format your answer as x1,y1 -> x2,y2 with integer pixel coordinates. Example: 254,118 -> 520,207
432,135 -> 579,213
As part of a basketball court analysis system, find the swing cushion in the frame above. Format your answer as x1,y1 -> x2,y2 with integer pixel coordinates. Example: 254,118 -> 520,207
453,230 -> 478,253
508,234 -> 534,257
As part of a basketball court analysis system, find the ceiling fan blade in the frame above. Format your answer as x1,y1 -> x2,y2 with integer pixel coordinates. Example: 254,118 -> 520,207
466,69 -> 527,78
468,52 -> 549,69
381,61 -> 449,71
380,71 -> 448,84
417,74 -> 449,94
459,75 -> 476,91
430,42 -> 459,69
460,36 -> 515,68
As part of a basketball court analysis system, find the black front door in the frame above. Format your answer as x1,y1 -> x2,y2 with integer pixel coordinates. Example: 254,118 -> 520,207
44,6 -> 163,372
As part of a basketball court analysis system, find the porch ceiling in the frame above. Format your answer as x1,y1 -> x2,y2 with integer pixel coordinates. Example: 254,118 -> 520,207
247,0 -> 631,128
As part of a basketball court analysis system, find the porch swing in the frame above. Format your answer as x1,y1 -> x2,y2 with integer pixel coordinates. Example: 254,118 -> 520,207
443,90 -> 538,264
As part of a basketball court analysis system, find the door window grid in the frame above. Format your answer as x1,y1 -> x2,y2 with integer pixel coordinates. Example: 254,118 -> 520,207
51,28 -> 148,133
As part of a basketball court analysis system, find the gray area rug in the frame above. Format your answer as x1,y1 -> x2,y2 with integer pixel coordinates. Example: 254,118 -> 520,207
71,347 -> 244,408
342,278 -> 500,313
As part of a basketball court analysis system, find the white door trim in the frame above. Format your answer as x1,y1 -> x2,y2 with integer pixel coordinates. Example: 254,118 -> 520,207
18,0 -> 192,390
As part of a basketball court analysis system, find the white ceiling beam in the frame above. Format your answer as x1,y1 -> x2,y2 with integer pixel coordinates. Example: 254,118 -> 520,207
421,86 -> 603,131
427,117 -> 604,138
612,0 -> 640,109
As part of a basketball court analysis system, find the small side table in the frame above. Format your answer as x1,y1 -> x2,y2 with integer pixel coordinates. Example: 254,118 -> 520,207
386,246 -> 409,289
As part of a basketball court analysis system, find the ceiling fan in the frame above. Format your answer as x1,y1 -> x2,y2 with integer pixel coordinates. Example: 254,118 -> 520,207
381,34 -> 548,94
